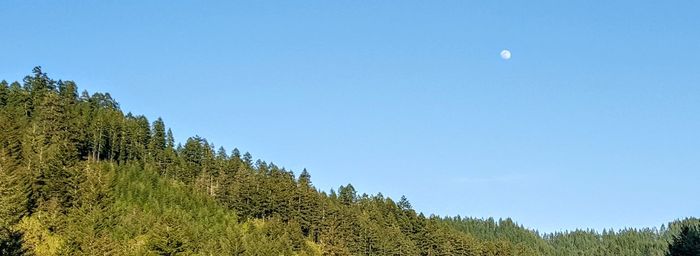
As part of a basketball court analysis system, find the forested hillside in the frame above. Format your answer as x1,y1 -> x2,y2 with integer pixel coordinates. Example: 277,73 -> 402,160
0,67 -> 698,255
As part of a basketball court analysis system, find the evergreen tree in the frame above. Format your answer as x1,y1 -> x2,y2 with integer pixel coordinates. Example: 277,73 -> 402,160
180,136 -> 207,183
0,80 -> 8,107
0,67 -> 696,256
338,184 -> 356,205
398,195 -> 412,211
668,226 -> 700,256
149,117 -> 167,168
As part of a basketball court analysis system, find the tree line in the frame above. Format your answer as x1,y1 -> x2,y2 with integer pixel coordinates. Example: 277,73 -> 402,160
0,67 -> 697,255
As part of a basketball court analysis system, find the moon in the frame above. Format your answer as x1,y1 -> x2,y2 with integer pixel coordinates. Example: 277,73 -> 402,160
500,49 -> 511,60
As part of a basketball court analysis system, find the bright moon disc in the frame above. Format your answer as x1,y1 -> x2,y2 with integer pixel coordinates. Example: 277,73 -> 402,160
500,50 -> 511,60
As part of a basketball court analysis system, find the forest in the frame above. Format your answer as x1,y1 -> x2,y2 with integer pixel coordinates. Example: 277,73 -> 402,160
0,67 -> 698,255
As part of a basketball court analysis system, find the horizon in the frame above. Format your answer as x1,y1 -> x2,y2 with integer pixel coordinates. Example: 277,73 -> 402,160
2,1 -> 698,234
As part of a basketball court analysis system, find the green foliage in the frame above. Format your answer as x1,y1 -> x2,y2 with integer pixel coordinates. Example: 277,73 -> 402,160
0,67 -> 696,255
667,225 -> 700,256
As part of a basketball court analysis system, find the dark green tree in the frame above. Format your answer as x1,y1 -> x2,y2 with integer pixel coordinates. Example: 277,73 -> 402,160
149,117 -> 167,168
179,136 -> 207,183
0,80 -> 8,107
338,184 -> 356,205
668,226 -> 700,256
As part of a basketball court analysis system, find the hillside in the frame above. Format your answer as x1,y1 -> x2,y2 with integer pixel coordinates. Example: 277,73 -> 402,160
0,67 -> 698,255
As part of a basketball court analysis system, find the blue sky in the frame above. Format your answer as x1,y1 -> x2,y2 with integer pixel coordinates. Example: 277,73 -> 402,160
1,1 -> 698,232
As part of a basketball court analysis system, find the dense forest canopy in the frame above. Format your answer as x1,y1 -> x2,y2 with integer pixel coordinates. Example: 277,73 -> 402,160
0,67 -> 698,255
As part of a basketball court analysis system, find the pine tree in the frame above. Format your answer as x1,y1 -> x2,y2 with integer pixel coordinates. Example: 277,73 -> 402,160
33,91 -> 80,207
0,112 -> 30,253
162,128 -> 177,178
242,152 -> 253,167
338,184 -> 356,205
23,66 -> 55,116
295,169 -> 322,240
0,80 -> 8,107
180,136 -> 206,183
148,224 -> 192,255
398,195 -> 412,210
149,117 -> 167,169
667,226 -> 700,256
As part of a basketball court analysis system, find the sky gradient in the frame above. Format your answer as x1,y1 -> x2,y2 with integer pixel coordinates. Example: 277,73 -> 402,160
1,1 -> 699,232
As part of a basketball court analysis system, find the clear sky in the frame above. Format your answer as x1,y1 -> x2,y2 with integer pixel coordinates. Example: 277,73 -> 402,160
1,1 -> 698,232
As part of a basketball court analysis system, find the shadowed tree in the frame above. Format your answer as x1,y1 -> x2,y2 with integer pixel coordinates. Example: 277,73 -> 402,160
668,226 -> 700,256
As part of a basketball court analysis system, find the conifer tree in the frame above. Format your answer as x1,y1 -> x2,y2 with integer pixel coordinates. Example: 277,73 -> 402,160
668,226 -> 700,256
0,67 -> 695,256
338,184 -> 356,205
0,80 -> 8,107
149,117 -> 167,168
